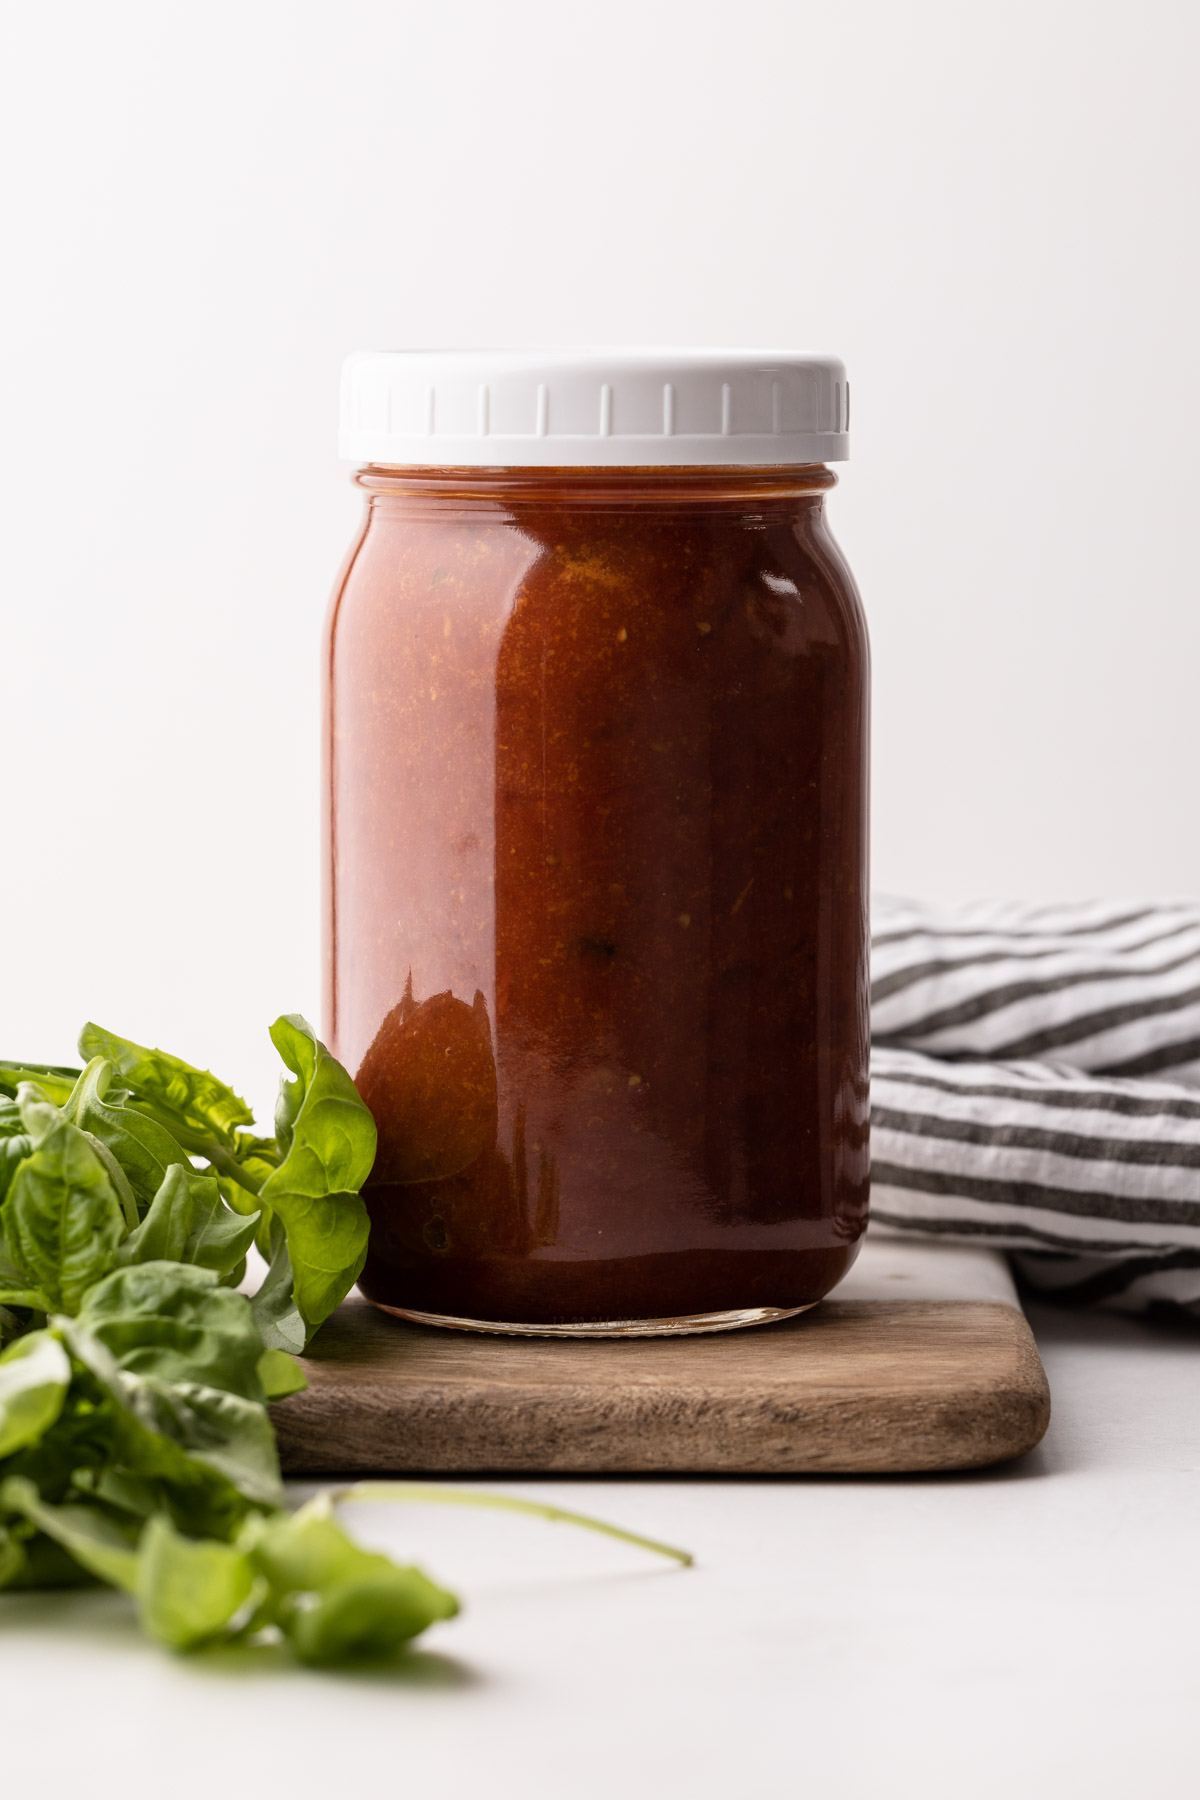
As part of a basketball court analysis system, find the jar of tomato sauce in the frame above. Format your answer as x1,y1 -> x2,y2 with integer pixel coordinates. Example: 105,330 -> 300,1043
325,351 -> 869,1335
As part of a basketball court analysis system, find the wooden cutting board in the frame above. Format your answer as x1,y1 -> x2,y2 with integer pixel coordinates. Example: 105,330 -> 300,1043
273,1236 -> 1050,1475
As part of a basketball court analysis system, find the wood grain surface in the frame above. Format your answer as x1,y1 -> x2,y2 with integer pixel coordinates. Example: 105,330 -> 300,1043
273,1242 -> 1050,1475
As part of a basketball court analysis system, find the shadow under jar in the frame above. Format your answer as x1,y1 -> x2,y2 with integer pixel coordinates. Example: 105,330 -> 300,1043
326,350 -> 870,1335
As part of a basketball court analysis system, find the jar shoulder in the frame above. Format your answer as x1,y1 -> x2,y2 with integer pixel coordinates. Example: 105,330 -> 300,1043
327,499 -> 867,677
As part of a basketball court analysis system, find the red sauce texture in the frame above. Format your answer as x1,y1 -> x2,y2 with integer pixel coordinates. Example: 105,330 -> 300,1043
324,465 -> 870,1324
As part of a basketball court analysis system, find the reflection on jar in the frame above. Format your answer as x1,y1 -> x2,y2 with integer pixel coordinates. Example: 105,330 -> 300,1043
356,980 -> 566,1267
357,980 -> 498,1184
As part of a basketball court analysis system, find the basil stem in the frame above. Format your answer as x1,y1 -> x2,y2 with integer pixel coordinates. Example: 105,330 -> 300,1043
336,1482 -> 694,1567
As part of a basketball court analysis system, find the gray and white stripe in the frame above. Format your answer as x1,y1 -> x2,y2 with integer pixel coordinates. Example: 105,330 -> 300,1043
873,896 -> 1200,1082
870,899 -> 1200,1319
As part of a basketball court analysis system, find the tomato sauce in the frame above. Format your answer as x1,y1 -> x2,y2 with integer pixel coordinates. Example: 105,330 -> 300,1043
325,462 -> 869,1330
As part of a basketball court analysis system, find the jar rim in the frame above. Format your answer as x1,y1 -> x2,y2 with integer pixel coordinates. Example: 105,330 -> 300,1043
353,462 -> 838,508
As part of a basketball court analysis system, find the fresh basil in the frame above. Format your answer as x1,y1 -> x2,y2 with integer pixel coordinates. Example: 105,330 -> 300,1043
250,1218 -> 307,1356
0,1015 -> 420,1663
62,1286 -> 285,1519
245,1494 -> 459,1666
136,1513 -> 260,1650
0,1099 -> 27,1138
0,1063 -> 81,1108
0,1136 -> 33,1209
0,1332 -> 71,1457
117,1166 -> 259,1279
76,1025 -> 254,1155
253,1016 -> 374,1348
65,1058 -> 190,1210
0,1092 -> 126,1313
0,1474 -> 140,1591
256,1346 -> 308,1401
72,1262 -> 268,1398
73,1017 -> 375,1352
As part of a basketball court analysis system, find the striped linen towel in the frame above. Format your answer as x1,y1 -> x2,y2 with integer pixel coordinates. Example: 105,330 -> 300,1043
870,898 -> 1200,1318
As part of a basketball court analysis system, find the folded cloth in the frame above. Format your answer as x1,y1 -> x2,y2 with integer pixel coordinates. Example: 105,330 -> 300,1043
870,898 -> 1200,1318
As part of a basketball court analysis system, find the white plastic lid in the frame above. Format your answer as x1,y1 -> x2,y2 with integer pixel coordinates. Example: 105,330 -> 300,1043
339,349 -> 849,467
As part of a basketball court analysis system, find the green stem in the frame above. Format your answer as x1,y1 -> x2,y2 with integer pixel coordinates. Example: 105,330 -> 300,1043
123,1102 -> 267,1195
82,1132 -> 140,1232
205,1146 -> 265,1197
335,1482 -> 693,1568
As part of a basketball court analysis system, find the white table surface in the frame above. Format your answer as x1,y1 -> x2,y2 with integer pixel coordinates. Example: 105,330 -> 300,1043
5,1296 -> 1198,1800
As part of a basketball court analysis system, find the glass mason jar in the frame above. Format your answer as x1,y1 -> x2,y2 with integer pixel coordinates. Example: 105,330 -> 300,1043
325,351 -> 869,1335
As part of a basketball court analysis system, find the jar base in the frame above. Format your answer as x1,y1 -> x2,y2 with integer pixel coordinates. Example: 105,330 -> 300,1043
367,1299 -> 817,1338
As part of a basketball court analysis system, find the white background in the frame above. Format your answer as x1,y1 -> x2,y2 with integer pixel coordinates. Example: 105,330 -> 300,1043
3,0 -> 1198,1114
3,10 -> 1200,1791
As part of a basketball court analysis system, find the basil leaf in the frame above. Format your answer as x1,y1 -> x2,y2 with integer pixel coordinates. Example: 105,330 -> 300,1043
249,1219 -> 305,1355
232,1132 -> 282,1175
0,1099 -> 26,1138
0,1331 -> 71,1457
62,1286 -> 283,1520
255,1016 -> 375,1345
246,1496 -> 458,1666
73,1262 -> 266,1400
88,1467 -> 161,1521
0,1064 -> 81,1107
246,1496 -> 369,1590
270,1017 -> 376,1184
0,1105 -> 32,1211
65,1058 -> 190,1211
0,1093 -> 125,1314
287,1568 -> 457,1666
0,1136 -> 32,1206
136,1514 -> 259,1650
0,1372 -> 115,1504
0,1475 -> 140,1591
0,1281 -> 47,1313
116,1381 -> 283,1516
257,1347 -> 307,1401
117,1167 -> 260,1279
77,1025 -> 254,1155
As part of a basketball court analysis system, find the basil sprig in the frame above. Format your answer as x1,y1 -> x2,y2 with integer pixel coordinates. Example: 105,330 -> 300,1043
0,1017 -> 459,1663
